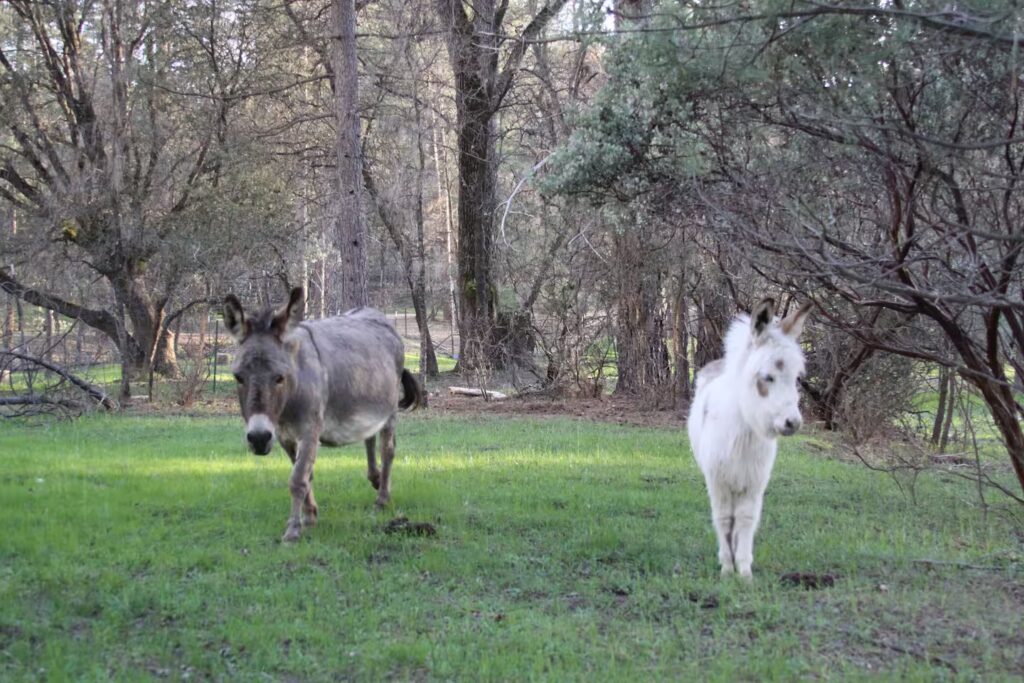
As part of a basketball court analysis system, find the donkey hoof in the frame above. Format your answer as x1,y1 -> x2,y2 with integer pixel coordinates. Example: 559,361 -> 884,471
282,525 -> 302,543
374,494 -> 391,508
368,473 -> 381,490
720,564 -> 734,577
301,511 -> 318,528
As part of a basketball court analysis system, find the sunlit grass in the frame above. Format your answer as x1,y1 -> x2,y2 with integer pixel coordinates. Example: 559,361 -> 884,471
0,414 -> 1021,680
404,352 -> 457,373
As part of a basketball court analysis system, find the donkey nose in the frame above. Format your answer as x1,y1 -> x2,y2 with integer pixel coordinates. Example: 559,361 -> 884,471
781,417 -> 802,436
247,430 -> 273,454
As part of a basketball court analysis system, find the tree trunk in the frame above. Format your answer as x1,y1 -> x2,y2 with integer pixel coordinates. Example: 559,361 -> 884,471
319,259 -> 328,318
43,310 -> 52,359
412,295 -> 438,376
938,374 -> 956,453
437,0 -> 570,372
693,287 -> 729,371
115,302 -> 132,402
410,63 -> 439,379
614,276 -> 670,395
2,297 -> 13,352
111,275 -> 179,378
432,112 -> 458,329
930,367 -> 951,446
331,0 -> 369,310
613,230 -> 669,396
974,378 -> 1024,495
672,273 -> 692,405
454,107 -> 500,371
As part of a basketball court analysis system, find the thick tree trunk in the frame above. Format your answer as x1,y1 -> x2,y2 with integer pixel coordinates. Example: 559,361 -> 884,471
935,310 -> 1024,496
454,108 -> 500,371
331,0 -> 369,310
111,274 -> 179,378
975,379 -> 1024,495
613,230 -> 670,396
614,277 -> 670,395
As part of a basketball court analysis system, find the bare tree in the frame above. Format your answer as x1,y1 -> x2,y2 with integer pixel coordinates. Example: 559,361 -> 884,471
0,0 -> 282,378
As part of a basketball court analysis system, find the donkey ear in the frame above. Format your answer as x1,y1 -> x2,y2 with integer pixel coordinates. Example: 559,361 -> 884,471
272,287 -> 305,337
750,298 -> 775,339
781,302 -> 813,339
223,294 -> 248,342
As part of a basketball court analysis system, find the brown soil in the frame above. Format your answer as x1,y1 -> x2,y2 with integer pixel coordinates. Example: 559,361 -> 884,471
424,393 -> 686,429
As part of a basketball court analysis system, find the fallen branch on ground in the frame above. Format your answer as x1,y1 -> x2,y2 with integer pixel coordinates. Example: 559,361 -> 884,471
448,387 -> 508,400
0,351 -> 117,411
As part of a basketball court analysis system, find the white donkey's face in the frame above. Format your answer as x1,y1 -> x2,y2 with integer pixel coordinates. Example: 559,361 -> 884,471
738,299 -> 812,439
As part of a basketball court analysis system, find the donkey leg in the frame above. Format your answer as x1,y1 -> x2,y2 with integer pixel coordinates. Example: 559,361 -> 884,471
708,483 -> 736,576
365,436 -> 380,490
283,441 -> 318,528
283,436 -> 319,543
302,482 -> 319,529
731,491 -> 765,580
374,416 -> 396,508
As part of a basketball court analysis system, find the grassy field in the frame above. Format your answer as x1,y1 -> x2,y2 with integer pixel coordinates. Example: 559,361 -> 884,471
1,414 -> 1022,681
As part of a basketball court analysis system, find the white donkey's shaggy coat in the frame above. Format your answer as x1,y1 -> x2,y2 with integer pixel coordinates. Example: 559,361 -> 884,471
687,299 -> 812,578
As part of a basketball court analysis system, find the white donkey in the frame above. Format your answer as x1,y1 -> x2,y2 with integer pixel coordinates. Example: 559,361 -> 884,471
687,298 -> 812,578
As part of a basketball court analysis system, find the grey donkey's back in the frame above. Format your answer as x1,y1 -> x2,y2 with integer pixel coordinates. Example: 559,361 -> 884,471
293,307 -> 422,447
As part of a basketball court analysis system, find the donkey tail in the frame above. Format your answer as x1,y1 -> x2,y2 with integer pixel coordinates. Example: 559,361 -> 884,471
399,369 -> 424,410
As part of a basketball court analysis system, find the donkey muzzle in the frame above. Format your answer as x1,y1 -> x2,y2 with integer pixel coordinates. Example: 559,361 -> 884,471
247,430 -> 273,455
778,417 -> 802,437
245,414 -> 276,455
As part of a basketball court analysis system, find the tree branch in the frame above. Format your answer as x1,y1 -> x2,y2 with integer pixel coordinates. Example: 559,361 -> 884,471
0,269 -> 121,343
492,0 -> 571,109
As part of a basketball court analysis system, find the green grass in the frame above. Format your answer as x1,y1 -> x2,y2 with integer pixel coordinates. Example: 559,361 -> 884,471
405,352 -> 457,374
1,415 -> 1022,680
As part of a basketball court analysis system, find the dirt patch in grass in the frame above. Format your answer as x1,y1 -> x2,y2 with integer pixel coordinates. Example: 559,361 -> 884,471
383,517 -> 437,537
686,592 -> 720,609
122,390 -> 687,429
426,394 -> 685,428
780,572 -> 837,589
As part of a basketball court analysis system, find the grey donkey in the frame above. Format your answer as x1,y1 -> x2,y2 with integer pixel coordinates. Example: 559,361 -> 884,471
223,287 -> 423,542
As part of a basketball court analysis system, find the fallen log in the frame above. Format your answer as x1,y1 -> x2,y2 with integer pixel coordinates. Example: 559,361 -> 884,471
0,395 -> 84,409
448,386 -> 508,400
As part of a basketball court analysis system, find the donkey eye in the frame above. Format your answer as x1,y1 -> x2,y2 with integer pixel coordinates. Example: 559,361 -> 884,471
234,373 -> 244,384
274,375 -> 285,385
764,374 -> 775,383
